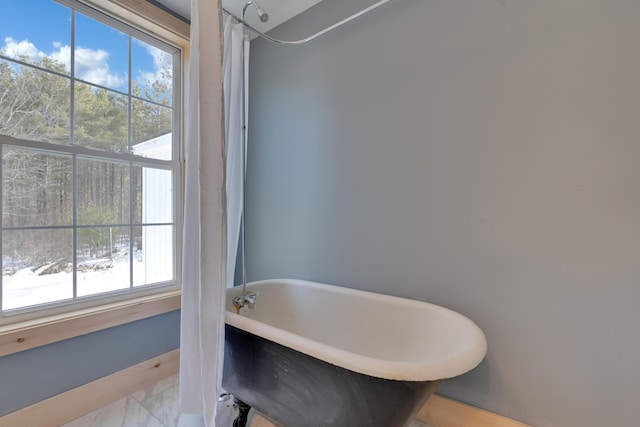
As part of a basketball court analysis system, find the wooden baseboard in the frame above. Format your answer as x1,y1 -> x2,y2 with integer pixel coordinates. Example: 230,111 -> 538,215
417,394 -> 534,427
0,349 -> 180,427
0,348 -> 530,427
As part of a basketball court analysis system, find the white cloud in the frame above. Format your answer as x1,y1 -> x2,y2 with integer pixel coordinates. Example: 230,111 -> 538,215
74,46 -> 125,88
2,37 -> 46,63
1,37 -> 126,89
50,44 -> 70,69
135,42 -> 172,90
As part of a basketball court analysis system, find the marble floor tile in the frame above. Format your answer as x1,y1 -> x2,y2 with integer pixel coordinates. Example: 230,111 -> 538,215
63,396 -> 164,427
131,374 -> 179,404
175,398 -> 239,427
138,384 -> 181,427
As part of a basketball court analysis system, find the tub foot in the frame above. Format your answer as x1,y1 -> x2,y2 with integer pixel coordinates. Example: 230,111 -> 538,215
232,397 -> 251,427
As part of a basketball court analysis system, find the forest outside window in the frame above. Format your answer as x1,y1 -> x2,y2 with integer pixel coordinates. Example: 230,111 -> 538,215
0,0 -> 181,321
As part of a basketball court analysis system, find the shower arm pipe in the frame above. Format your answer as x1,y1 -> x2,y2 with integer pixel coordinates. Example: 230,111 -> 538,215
223,0 -> 392,46
239,4 -> 249,298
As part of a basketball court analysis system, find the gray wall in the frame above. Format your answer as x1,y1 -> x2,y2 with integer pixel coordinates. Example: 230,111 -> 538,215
246,1 -> 640,426
0,310 -> 180,416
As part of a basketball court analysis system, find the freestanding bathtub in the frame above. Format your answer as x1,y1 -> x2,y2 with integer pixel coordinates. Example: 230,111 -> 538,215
222,279 -> 487,427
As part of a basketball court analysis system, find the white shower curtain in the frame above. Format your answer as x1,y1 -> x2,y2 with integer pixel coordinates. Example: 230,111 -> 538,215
223,14 -> 249,289
179,0 -> 226,426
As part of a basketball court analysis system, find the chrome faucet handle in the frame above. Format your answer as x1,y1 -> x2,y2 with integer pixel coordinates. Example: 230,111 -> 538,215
233,295 -> 245,308
233,291 -> 257,309
233,291 -> 258,316
243,291 -> 257,304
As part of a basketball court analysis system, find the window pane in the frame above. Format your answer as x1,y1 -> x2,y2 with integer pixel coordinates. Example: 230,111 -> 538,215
77,226 -> 130,296
1,0 -> 179,316
74,12 -> 127,92
74,82 -> 127,152
0,59 -> 71,143
2,228 -> 73,310
2,148 -> 73,227
133,225 -> 173,287
132,165 -> 172,224
77,157 -> 130,225
0,0 -> 71,74
132,38 -> 173,106
131,99 -> 172,159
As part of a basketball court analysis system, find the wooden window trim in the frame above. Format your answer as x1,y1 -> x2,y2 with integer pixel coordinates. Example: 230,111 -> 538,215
0,1 -> 187,358
101,0 -> 190,42
0,291 -> 180,357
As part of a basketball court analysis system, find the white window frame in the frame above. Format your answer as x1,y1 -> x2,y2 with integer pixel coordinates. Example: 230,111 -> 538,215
0,0 -> 189,333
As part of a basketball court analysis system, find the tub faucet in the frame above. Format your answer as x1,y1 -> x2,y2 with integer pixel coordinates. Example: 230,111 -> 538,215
233,291 -> 257,315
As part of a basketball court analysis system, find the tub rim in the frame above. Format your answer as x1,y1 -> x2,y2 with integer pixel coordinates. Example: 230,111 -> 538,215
225,279 -> 487,381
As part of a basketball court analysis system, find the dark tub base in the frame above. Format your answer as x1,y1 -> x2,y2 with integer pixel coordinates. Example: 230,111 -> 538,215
222,325 -> 439,427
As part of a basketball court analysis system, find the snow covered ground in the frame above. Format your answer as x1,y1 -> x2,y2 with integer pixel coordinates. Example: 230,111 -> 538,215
3,256 -> 146,310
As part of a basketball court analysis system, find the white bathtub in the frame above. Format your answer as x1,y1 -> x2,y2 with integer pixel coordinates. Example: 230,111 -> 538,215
223,279 -> 487,427
226,278 -> 487,381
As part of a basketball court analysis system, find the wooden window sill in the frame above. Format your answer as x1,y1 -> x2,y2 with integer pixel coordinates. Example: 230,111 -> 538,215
0,291 -> 181,358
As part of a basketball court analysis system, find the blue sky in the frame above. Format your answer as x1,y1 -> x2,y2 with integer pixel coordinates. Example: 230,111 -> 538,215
0,0 -> 171,95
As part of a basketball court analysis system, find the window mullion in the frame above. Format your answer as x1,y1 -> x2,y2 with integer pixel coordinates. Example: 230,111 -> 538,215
128,34 -> 134,290
71,9 -> 78,300
70,8 -> 76,146
72,154 -> 78,299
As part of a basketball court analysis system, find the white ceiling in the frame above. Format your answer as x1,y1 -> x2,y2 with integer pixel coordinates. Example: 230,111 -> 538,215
154,0 -> 323,31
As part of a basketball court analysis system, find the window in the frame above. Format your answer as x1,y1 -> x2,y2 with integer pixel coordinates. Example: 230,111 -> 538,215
0,0 -> 181,322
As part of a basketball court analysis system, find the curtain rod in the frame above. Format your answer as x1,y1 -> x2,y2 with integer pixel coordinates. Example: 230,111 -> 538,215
222,0 -> 392,46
